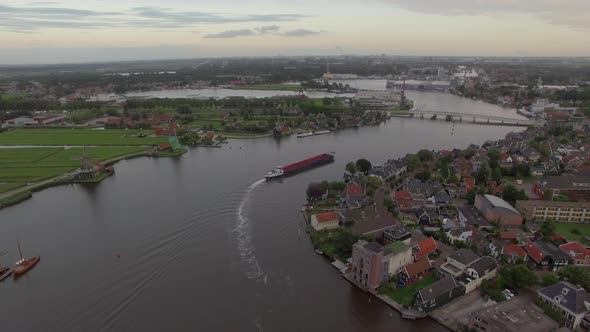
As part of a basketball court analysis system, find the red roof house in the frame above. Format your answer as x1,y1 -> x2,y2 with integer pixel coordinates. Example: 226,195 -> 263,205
523,243 -> 544,264
394,190 -> 414,209
501,244 -> 527,262
560,242 -> 590,266
346,181 -> 364,197
464,177 -> 476,192
413,237 -> 437,260
403,256 -> 431,281
499,231 -> 518,241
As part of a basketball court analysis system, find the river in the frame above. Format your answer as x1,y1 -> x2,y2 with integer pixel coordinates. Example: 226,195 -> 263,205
0,89 -> 523,331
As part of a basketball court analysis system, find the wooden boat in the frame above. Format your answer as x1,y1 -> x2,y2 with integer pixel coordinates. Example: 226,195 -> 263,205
13,240 -> 40,278
0,266 -> 12,281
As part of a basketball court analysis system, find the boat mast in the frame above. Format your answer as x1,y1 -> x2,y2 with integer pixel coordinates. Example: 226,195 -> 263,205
17,239 -> 23,260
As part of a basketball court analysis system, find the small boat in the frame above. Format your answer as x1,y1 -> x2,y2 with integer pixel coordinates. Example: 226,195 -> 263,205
314,249 -> 324,255
13,240 -> 40,279
296,132 -> 313,138
0,266 -> 12,281
313,130 -> 331,135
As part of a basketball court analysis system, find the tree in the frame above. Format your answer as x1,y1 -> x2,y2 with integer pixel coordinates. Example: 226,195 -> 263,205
345,162 -> 356,176
176,104 -> 192,114
466,188 -> 477,205
488,149 -> 500,161
407,154 -> 421,171
559,266 -> 590,291
355,159 -> 372,174
542,273 -> 559,287
448,173 -> 460,185
540,219 -> 556,237
415,170 -> 431,181
500,264 -> 538,289
364,175 -> 383,189
492,167 -> 502,183
476,162 -> 491,184
417,149 -> 434,162
502,184 -> 528,205
306,183 -> 325,200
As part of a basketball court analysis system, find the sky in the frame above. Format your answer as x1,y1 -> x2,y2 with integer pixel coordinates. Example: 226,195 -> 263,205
1,0 -> 590,64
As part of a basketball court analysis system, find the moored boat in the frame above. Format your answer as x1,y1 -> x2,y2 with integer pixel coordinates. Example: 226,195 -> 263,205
12,240 -> 40,279
0,266 -> 12,281
313,130 -> 331,135
296,132 -> 313,138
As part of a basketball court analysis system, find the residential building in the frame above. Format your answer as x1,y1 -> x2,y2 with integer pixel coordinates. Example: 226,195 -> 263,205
468,297 -> 559,332
355,90 -> 402,110
560,242 -> 590,267
475,194 -> 523,226
384,241 -> 413,275
461,256 -> 497,293
383,225 -> 412,245
538,281 -> 590,330
458,205 -> 493,229
394,190 -> 414,210
524,242 -> 572,271
500,244 -> 528,264
310,211 -> 340,231
446,228 -> 473,243
441,249 -> 480,277
413,237 -> 437,261
401,256 -> 432,282
345,181 -> 366,208
415,274 -> 465,313
369,159 -> 407,180
515,200 -> 590,223
404,179 -> 443,200
433,190 -> 453,206
350,241 -> 391,293
446,183 -> 467,199
415,206 -> 432,225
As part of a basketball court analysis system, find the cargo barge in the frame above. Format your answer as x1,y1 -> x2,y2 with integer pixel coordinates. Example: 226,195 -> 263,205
265,152 -> 335,180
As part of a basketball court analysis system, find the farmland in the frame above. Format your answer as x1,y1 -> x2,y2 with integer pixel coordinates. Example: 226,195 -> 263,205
0,146 -> 148,190
0,128 -> 168,146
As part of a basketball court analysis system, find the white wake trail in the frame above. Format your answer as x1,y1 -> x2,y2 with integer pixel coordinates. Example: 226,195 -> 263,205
235,179 -> 266,279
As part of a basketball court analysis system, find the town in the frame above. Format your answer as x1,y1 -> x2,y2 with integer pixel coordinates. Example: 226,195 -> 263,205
304,120 -> 590,331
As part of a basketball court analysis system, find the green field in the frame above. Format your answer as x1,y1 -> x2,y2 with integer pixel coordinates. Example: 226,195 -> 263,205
554,223 -> 590,243
190,119 -> 224,130
0,182 -> 26,194
0,129 -> 168,146
379,274 -> 437,307
0,146 -> 148,184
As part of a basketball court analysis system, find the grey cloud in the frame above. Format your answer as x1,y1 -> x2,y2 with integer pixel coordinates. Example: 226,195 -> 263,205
255,25 -> 280,34
205,26 -> 321,39
281,29 -> 320,37
0,4 -> 306,32
204,29 -> 255,38
385,0 -> 590,29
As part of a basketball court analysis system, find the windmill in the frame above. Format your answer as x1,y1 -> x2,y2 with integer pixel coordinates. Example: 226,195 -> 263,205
71,145 -> 99,179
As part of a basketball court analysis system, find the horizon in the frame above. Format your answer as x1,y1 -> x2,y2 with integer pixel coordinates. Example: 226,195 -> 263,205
2,0 -> 590,65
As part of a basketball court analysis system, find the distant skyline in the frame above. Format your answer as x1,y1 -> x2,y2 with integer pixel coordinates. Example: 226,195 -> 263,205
1,0 -> 590,64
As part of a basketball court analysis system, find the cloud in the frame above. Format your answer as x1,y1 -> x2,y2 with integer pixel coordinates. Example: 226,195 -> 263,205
204,29 -> 256,38
255,25 -> 280,34
0,4 -> 306,32
281,29 -> 321,37
385,0 -> 590,29
204,26 -> 321,39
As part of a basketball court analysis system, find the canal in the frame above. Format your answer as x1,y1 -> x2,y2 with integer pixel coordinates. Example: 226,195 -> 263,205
0,91 -> 522,331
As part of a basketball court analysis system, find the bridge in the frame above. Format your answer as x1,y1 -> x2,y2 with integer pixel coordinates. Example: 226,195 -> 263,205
407,109 -> 544,127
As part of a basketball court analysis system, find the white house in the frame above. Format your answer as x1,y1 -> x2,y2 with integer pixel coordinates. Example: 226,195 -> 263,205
311,211 -> 340,231
462,256 -> 498,293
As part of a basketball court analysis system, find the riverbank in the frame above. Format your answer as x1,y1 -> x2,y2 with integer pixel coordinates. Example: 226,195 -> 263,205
0,148 -> 179,209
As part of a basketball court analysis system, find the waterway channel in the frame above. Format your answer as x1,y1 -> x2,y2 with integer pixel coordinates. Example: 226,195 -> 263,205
0,88 -> 523,331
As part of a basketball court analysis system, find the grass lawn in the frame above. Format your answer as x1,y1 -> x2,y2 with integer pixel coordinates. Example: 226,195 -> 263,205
0,182 -> 26,194
0,128 -> 168,146
190,119 -> 224,130
379,274 -> 437,307
554,223 -> 590,242
222,131 -> 269,137
0,146 -> 149,183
